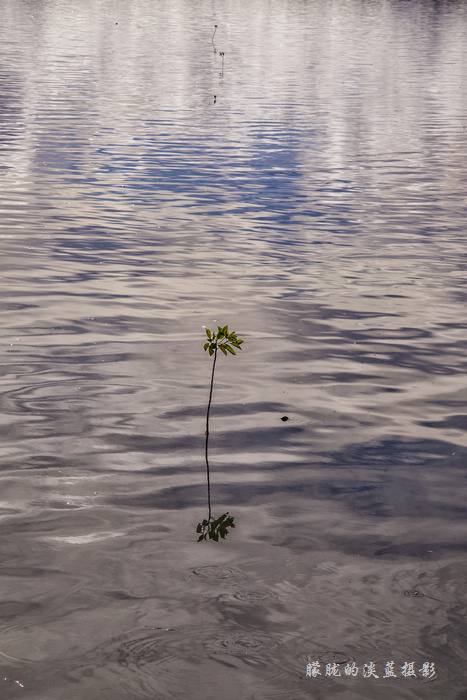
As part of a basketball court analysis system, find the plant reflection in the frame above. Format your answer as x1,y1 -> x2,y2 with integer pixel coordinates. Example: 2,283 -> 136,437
196,512 -> 235,542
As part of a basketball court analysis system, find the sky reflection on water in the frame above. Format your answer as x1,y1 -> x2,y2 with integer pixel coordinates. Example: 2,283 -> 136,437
0,0 -> 467,698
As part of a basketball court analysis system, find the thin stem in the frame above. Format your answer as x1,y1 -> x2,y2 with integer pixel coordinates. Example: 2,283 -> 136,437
205,346 -> 217,520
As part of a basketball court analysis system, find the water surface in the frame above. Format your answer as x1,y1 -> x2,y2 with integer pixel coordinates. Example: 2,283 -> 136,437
1,0 -> 466,698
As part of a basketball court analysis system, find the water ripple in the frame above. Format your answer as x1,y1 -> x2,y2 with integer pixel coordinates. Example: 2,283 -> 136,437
190,566 -> 252,586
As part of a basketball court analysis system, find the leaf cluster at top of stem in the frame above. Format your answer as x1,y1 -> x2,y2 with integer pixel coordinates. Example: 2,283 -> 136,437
204,325 -> 244,356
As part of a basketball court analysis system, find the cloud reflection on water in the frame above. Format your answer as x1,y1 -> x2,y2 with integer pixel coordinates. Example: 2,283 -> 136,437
0,0 -> 467,698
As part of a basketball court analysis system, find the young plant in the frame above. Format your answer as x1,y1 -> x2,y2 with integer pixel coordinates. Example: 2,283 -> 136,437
203,325 -> 244,468
197,324 -> 244,541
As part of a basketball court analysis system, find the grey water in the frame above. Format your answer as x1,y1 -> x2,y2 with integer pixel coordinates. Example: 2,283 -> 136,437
0,0 -> 466,697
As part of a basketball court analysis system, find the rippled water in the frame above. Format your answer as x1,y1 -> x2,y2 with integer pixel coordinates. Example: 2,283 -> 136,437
1,0 -> 466,698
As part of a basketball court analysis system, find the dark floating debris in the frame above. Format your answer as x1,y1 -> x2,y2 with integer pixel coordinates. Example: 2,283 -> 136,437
281,416 -> 289,421
403,589 -> 441,601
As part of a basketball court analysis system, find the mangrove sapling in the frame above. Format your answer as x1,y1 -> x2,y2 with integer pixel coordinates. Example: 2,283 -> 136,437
203,324 -> 244,474
196,325 -> 244,542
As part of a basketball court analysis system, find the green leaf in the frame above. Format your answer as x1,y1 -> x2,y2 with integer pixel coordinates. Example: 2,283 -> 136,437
205,328 -> 212,339
225,344 -> 236,355
209,347 -> 214,356
219,345 -> 227,355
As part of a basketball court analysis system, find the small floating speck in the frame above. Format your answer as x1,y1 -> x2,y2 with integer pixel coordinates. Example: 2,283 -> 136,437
404,590 -> 424,597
